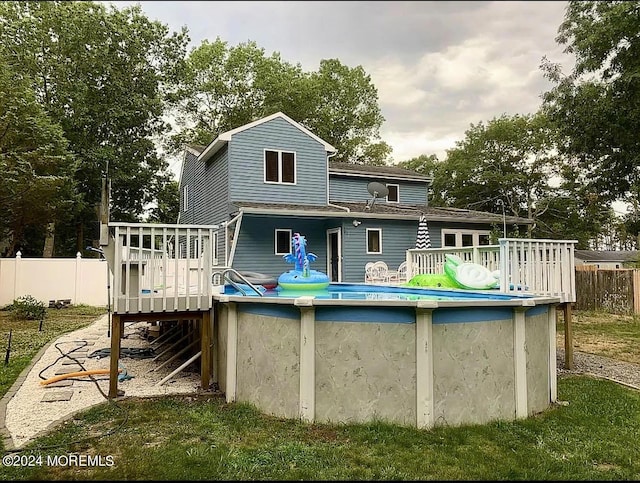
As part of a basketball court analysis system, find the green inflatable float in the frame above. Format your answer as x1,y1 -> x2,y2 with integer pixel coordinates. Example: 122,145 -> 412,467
406,254 -> 499,290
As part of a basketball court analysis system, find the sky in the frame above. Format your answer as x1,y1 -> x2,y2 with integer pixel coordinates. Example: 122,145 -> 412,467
107,0 -> 574,172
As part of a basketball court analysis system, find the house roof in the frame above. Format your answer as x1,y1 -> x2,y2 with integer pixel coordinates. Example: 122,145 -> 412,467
197,112 -> 337,162
575,250 -> 640,262
231,201 -> 532,225
329,162 -> 432,182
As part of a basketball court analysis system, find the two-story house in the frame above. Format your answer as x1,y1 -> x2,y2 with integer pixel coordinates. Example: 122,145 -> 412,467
178,112 -> 531,283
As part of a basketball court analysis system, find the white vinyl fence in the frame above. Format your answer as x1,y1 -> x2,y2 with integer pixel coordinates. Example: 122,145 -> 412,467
0,252 -> 111,307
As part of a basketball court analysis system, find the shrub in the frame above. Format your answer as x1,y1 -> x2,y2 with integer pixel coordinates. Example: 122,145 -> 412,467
10,295 -> 47,320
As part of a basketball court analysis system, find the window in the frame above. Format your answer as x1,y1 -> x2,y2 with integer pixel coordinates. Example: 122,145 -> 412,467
442,229 -> 491,247
366,228 -> 382,254
182,185 -> 189,211
265,150 -> 296,184
275,229 -> 292,255
386,184 -> 399,203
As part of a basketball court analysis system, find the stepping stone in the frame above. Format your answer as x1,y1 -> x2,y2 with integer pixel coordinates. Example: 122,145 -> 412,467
41,390 -> 74,402
55,367 -> 84,375
61,359 -> 86,366
44,380 -> 74,388
81,341 -> 96,346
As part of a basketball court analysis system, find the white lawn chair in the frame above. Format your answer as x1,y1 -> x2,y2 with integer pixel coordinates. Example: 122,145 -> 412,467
366,261 -> 390,284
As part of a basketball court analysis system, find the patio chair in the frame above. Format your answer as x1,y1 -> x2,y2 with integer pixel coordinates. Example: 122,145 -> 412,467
366,261 -> 390,284
389,261 -> 407,284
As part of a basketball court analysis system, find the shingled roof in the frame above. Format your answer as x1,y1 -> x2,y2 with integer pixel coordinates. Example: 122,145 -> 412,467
329,162 -> 431,181
575,250 -> 640,262
231,201 -> 532,225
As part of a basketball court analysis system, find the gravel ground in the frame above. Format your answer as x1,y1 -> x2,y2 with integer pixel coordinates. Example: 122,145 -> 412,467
556,348 -> 640,390
2,315 -> 205,449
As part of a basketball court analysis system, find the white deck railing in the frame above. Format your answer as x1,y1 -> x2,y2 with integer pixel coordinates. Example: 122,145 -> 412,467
406,238 -> 577,303
107,222 -> 222,314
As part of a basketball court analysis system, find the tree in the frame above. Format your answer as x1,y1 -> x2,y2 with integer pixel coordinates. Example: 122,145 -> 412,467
542,1 -> 640,202
305,59 -> 391,165
147,179 -> 180,224
168,40 -> 391,165
0,1 -> 189,254
0,57 -> 76,256
418,113 -> 560,237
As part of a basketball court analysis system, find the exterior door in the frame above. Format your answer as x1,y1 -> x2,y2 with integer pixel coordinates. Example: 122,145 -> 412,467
327,228 -> 342,282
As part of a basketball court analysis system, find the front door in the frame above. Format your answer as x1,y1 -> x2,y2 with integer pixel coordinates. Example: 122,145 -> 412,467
327,228 -> 342,282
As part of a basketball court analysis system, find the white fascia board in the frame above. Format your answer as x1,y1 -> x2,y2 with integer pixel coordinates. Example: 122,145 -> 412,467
329,169 -> 432,183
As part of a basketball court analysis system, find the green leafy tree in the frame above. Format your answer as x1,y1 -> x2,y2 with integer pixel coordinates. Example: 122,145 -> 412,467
168,40 -> 391,165
542,0 -> 640,202
305,59 -> 391,165
0,1 -> 189,254
147,179 -> 180,223
422,113 -> 560,237
0,57 -> 76,257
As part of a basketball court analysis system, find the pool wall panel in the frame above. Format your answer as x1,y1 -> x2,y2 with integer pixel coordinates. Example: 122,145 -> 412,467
525,309 -> 551,415
315,321 -> 416,426
236,312 -> 301,419
432,320 -> 516,426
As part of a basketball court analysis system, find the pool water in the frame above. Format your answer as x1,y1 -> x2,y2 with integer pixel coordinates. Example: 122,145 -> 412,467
224,282 -> 530,301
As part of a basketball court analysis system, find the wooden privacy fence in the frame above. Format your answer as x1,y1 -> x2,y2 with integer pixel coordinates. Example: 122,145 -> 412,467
574,268 -> 640,315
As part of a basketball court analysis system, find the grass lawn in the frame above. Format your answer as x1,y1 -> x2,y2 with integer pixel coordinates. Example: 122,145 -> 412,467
0,307 -> 638,480
0,304 -> 106,397
556,309 -> 640,364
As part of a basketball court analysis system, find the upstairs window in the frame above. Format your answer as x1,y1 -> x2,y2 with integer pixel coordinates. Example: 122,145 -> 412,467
265,150 -> 296,184
386,184 -> 399,203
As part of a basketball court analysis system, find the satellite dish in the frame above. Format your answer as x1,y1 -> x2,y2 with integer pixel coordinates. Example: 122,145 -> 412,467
367,181 -> 389,198
365,181 -> 389,210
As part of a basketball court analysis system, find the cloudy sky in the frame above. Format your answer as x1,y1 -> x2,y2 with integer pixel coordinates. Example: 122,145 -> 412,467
109,0 -> 574,167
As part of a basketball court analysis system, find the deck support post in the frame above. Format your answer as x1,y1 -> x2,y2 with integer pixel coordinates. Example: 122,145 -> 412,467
108,313 -> 122,398
562,302 -> 574,370
201,309 -> 211,390
548,304 -> 558,403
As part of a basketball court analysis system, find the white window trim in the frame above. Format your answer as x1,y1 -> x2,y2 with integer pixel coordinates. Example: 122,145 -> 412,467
441,229 -> 491,247
275,228 -> 293,255
182,185 -> 189,212
386,183 -> 399,203
366,228 -> 382,254
264,149 -> 297,185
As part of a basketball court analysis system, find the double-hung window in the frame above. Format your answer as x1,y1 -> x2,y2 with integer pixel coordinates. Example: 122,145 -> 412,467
366,228 -> 382,254
275,229 -> 292,255
265,150 -> 296,184
386,184 -> 399,203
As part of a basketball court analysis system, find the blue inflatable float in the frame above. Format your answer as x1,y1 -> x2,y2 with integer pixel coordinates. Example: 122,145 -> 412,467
277,233 -> 329,291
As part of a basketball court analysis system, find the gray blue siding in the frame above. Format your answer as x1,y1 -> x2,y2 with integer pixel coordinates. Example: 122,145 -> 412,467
228,117 -> 328,206
341,219 -> 418,282
330,175 -> 428,205
232,215 -> 333,278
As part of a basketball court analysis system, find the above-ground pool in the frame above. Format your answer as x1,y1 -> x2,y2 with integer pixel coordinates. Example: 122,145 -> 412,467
212,283 -> 560,430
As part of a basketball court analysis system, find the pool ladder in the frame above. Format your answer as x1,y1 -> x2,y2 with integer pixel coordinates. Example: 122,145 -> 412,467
212,268 -> 264,297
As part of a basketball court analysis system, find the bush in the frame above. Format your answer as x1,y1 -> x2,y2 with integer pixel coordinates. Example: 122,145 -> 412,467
10,295 -> 47,320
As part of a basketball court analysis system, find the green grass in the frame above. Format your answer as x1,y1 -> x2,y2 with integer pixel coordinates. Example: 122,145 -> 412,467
0,308 -> 638,480
0,377 -> 638,480
0,304 -> 105,397
556,309 -> 640,364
